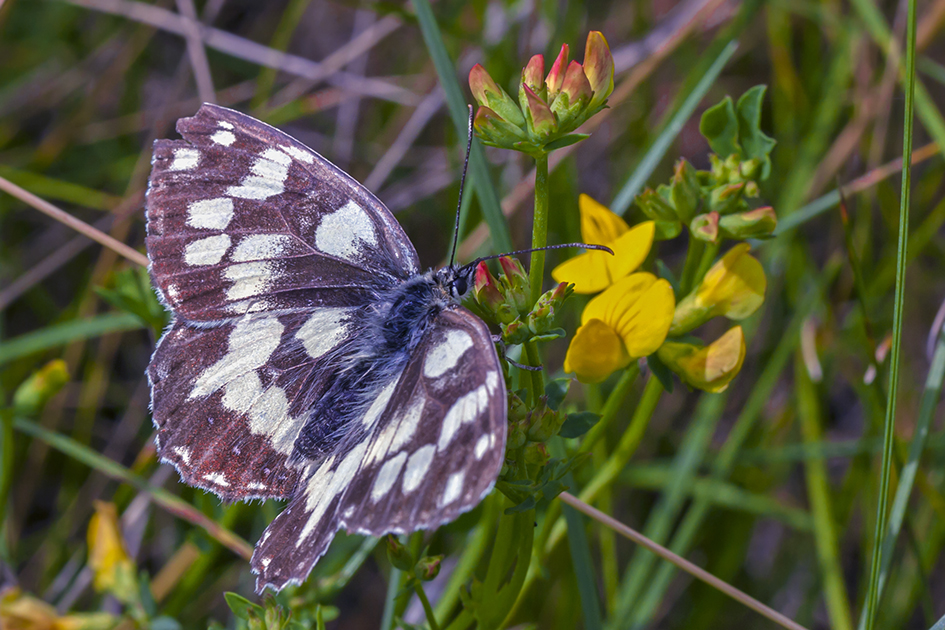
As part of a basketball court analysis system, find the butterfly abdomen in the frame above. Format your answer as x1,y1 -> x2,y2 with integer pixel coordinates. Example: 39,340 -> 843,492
292,273 -> 451,460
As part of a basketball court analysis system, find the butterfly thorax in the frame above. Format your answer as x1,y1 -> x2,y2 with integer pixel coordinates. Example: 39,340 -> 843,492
292,269 -> 464,461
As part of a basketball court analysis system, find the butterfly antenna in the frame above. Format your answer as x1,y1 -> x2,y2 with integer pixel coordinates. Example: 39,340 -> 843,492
448,105 -> 475,269
460,243 -> 614,273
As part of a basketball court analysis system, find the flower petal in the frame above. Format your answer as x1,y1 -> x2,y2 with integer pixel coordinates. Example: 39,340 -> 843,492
583,273 -> 675,357
564,318 -> 630,383
579,193 -> 628,244
697,243 -> 766,319
551,250 -> 612,294
606,220 -> 655,280
658,326 -> 746,392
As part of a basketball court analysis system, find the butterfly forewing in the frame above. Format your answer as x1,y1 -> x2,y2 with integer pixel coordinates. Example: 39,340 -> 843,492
146,104 -> 420,321
251,307 -> 506,591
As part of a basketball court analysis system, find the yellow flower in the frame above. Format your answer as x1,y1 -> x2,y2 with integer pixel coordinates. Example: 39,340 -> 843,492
87,502 -> 137,603
657,326 -> 746,392
670,243 -> 766,335
564,273 -> 675,383
552,195 -> 655,294
0,588 -> 115,630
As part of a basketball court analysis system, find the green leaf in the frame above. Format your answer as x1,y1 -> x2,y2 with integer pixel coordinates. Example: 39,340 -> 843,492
531,327 -> 566,342
0,313 -> 144,367
94,267 -> 168,337
646,353 -> 675,393
699,95 -> 741,158
735,85 -> 776,179
544,377 -> 571,411
224,592 -> 261,621
559,411 -> 601,438
543,133 -> 590,151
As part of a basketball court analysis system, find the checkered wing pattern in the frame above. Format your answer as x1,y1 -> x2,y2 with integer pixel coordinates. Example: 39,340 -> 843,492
251,308 -> 507,592
146,104 -> 420,321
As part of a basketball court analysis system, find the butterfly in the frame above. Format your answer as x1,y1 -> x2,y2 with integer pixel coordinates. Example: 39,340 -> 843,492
145,104 -> 508,592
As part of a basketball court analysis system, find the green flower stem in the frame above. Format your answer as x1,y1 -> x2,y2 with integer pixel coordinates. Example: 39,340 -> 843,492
578,364 -> 640,455
679,238 -> 705,296
545,375 -> 664,554
692,240 -> 721,290
524,341 -> 545,404
528,154 -> 550,308
414,581 -> 441,630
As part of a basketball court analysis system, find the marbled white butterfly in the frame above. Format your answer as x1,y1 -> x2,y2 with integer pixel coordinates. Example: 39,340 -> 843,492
145,104 -> 508,592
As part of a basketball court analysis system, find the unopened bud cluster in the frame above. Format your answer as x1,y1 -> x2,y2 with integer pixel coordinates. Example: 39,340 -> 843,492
386,535 -> 443,582
473,257 -> 572,346
634,156 -> 776,244
470,32 -> 614,156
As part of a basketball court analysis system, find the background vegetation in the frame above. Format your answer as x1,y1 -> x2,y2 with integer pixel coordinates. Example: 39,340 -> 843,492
1,0 -> 944,629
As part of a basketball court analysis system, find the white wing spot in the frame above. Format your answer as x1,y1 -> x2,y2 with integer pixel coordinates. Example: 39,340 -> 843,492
402,445 -> 435,494
474,434 -> 490,460
485,370 -> 500,394
221,371 -> 263,413
298,439 -> 369,544
296,308 -> 354,359
166,284 -> 180,300
187,198 -> 234,230
362,377 -> 399,429
169,147 -> 199,171
184,234 -> 231,266
371,451 -> 407,502
203,472 -> 230,487
424,330 -> 474,379
172,446 -> 191,465
231,234 -> 292,262
438,383 -> 490,451
366,394 -> 424,466
246,481 -> 268,491
224,261 -> 274,300
314,200 -> 377,261
218,120 -> 234,130
281,144 -> 315,164
211,130 -> 236,146
441,470 -> 465,507
190,316 -> 284,399
227,148 -> 291,200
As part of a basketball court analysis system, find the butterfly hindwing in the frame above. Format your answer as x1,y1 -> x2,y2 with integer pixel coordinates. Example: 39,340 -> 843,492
148,306 -> 365,501
146,104 -> 420,321
250,307 -> 506,592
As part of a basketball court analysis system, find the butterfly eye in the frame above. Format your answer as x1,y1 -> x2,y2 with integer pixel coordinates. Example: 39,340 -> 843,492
452,277 -> 468,297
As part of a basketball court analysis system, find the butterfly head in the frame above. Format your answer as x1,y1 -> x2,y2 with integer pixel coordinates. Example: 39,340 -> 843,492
435,264 -> 476,301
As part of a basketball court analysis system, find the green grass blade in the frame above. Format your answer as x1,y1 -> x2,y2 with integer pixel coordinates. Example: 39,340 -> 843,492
0,313 -> 144,366
856,327 -> 945,630
862,1 -> 917,628
795,354 -> 854,630
0,166 -> 122,211
11,415 -> 253,560
409,0 -> 513,253
615,393 -> 727,628
611,41 -> 738,216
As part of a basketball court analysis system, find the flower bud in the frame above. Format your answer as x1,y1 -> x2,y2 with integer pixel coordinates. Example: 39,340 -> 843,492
522,83 -> 556,139
522,54 -> 545,96
469,64 -> 526,128
526,406 -> 564,442
473,106 -> 527,148
474,262 -> 516,323
523,442 -> 551,466
671,159 -> 701,223
718,206 -> 777,240
708,181 -> 748,215
386,535 -> 415,571
527,282 -> 571,334
498,256 -> 531,314
507,418 -> 527,450
88,501 -> 138,603
13,360 -> 69,416
584,31 -> 614,112
416,555 -> 444,581
657,326 -> 746,392
545,44 -> 570,99
550,61 -> 592,131
690,212 -> 720,243
635,188 -> 677,222
501,318 -> 531,345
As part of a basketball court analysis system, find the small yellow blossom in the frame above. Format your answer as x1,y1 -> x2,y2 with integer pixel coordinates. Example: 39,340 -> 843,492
87,501 -> 137,603
670,243 -> 766,335
0,588 -> 114,630
552,195 -> 655,294
564,273 -> 675,383
657,326 -> 746,392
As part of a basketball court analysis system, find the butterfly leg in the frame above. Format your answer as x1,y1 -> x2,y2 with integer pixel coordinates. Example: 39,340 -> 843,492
491,335 -> 542,372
